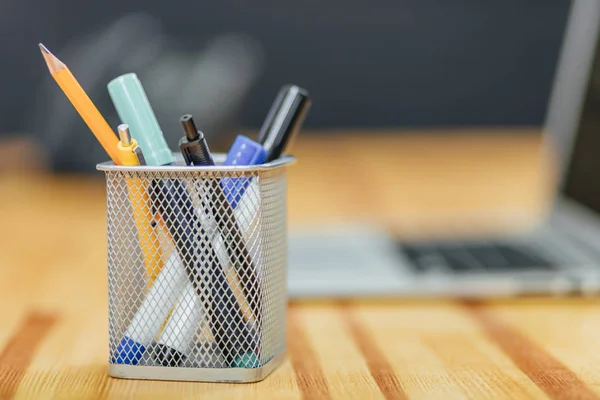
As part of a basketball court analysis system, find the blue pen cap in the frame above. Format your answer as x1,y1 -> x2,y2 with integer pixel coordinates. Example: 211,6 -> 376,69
221,135 -> 267,209
107,73 -> 175,166
112,337 -> 145,365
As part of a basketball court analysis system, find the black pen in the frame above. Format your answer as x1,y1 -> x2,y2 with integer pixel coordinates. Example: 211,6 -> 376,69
257,84 -> 311,162
179,114 -> 263,324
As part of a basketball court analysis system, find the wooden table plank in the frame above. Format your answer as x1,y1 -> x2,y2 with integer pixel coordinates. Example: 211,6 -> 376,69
352,302 -> 548,400
291,304 -> 384,400
481,300 -> 600,398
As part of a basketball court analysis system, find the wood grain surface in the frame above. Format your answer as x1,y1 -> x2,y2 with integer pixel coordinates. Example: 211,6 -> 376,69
2,130 -> 599,399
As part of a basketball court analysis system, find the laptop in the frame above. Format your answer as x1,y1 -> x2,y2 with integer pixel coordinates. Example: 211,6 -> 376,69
287,0 -> 600,298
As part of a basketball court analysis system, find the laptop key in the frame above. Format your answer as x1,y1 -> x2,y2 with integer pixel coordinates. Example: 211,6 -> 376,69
465,245 -> 510,269
400,245 -> 448,272
495,245 -> 556,269
437,247 -> 483,272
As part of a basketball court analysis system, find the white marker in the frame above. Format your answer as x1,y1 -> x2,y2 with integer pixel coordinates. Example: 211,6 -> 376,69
154,282 -> 203,366
112,251 -> 188,365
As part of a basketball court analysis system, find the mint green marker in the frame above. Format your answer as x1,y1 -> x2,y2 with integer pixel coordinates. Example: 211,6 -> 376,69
107,73 -> 175,166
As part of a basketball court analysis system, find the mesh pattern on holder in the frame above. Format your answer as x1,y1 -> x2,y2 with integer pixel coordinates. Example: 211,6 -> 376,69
101,159 -> 289,375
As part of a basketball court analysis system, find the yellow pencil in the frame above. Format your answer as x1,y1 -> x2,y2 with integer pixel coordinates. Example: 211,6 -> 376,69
40,44 -> 166,281
39,43 -> 121,164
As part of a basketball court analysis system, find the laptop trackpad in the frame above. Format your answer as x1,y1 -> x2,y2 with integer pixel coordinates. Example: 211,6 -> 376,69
287,227 -> 408,294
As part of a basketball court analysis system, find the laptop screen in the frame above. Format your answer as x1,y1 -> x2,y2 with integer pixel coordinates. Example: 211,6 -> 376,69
562,25 -> 600,213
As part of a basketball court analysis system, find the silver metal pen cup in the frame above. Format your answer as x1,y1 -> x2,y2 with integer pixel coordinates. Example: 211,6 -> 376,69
97,154 -> 294,382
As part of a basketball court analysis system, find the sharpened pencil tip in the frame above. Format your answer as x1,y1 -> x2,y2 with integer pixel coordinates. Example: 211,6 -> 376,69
39,43 -> 50,54
39,43 -> 66,74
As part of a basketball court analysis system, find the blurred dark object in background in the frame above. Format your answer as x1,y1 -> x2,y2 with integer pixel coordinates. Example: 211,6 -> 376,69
0,0 -> 571,171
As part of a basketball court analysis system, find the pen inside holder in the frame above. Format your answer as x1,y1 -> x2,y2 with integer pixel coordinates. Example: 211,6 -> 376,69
100,156 -> 293,381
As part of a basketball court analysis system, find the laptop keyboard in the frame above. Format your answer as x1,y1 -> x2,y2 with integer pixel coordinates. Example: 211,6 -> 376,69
399,242 -> 558,273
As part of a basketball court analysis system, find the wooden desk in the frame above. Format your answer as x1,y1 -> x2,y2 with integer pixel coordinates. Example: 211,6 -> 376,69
2,131 -> 600,399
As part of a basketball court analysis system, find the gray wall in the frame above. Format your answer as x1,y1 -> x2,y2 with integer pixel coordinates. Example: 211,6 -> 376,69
3,0 -> 571,134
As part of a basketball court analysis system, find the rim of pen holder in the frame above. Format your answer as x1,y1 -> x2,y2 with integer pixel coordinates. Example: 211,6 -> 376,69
96,153 -> 296,172
97,152 -> 295,383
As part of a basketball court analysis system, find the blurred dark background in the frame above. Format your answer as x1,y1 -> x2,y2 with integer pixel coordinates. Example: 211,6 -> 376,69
0,0 -> 571,171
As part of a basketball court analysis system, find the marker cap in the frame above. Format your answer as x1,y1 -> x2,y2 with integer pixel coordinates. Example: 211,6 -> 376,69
108,73 -> 175,166
113,337 -> 145,365
221,135 -> 267,209
232,353 -> 260,368
154,345 -> 184,367
257,85 -> 311,162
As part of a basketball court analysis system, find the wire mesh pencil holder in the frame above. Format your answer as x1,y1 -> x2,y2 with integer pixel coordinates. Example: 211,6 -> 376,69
97,154 -> 294,382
